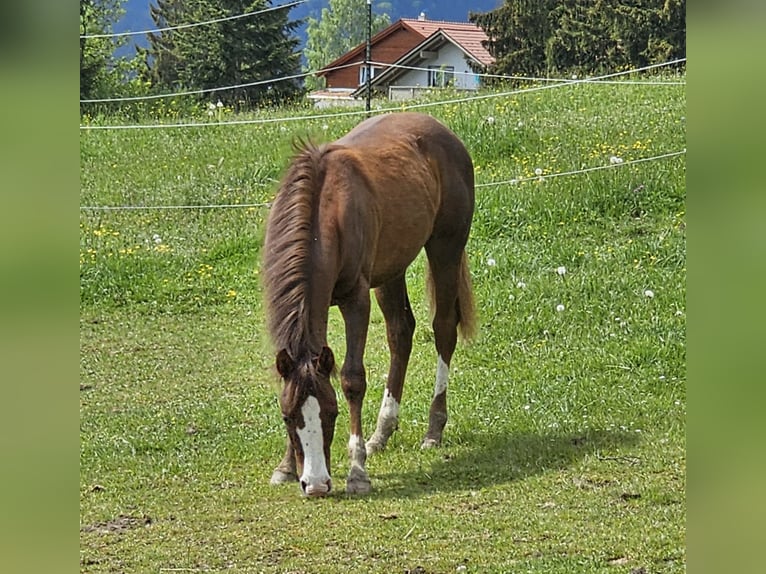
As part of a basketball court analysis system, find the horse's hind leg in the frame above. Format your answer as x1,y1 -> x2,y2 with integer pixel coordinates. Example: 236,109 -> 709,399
367,275 -> 416,454
422,247 -> 462,449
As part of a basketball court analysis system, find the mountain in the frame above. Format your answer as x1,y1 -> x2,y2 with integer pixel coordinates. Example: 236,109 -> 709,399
113,0 -> 502,55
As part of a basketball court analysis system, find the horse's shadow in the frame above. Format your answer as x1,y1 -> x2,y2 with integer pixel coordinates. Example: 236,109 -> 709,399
363,429 -> 640,499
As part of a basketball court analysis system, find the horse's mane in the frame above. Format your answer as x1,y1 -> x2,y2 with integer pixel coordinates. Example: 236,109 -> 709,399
263,140 -> 325,361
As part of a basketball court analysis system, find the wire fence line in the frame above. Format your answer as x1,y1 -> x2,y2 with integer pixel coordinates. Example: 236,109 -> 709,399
80,0 -> 307,39
369,60 -> 686,86
80,62 -> 361,104
80,58 -> 685,131
80,57 -> 686,106
401,58 -> 685,113
80,148 -> 686,213
474,149 -> 686,189
79,202 -> 273,212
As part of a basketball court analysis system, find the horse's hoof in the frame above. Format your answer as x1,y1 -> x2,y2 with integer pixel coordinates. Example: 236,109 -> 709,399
345,467 -> 371,495
365,437 -> 385,456
270,469 -> 298,485
420,437 -> 440,450
346,477 -> 372,495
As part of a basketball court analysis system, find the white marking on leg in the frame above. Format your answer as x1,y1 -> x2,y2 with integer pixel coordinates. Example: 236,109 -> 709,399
347,433 -> 371,493
348,434 -> 366,470
434,355 -> 449,397
378,388 -> 400,429
367,388 -> 400,453
296,396 -> 331,495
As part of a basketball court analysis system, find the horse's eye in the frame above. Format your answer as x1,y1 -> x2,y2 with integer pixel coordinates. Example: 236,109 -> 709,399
282,415 -> 292,424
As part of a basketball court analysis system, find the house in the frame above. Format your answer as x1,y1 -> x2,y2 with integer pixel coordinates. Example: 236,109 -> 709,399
309,15 -> 494,106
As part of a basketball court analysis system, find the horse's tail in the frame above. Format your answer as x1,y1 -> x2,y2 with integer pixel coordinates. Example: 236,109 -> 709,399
455,250 -> 477,341
426,249 -> 477,342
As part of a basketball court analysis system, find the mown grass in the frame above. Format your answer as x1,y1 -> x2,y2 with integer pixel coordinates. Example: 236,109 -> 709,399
80,77 -> 685,573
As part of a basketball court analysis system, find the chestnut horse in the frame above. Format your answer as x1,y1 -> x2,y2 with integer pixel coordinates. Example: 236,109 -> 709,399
262,112 -> 476,496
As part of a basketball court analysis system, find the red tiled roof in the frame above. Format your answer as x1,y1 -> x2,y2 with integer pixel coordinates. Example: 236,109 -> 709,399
400,18 -> 482,38
441,28 -> 493,67
318,18 -> 493,74
400,19 -> 493,66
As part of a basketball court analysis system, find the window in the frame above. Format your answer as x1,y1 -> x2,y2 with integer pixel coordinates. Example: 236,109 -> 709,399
428,66 -> 455,88
359,65 -> 381,86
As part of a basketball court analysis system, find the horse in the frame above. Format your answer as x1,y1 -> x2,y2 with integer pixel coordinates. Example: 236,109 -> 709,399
262,112 -> 476,496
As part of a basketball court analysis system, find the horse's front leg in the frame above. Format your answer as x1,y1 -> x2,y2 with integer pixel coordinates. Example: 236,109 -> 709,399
338,286 -> 372,495
270,438 -> 297,484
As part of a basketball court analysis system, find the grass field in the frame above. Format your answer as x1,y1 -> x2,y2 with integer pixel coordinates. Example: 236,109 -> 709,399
80,77 -> 686,573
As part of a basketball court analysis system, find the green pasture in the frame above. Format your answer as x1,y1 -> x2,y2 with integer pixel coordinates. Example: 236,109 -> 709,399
80,78 -> 686,573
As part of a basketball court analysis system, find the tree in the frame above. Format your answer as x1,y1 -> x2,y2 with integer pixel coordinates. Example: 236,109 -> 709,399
143,0 -> 304,109
544,0 -> 618,74
470,0 -> 557,79
545,0 -> 686,74
80,0 -> 127,101
471,0 -> 686,79
645,0 -> 686,63
303,0 -> 391,90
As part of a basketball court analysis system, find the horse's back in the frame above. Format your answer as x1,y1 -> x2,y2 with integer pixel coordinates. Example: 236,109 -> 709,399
337,113 -> 472,174
350,113 -> 474,249
323,113 -> 474,289
335,112 -> 474,218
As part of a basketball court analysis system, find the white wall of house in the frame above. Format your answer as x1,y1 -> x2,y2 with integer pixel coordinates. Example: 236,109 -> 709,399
393,42 -> 481,91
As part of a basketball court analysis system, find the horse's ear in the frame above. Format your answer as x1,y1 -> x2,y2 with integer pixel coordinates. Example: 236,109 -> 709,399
276,349 -> 295,379
316,346 -> 335,377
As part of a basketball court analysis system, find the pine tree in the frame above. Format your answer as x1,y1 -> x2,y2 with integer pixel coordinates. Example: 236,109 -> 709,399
470,0 -> 557,78
545,0 -> 617,74
471,0 -> 686,79
143,0 -> 304,109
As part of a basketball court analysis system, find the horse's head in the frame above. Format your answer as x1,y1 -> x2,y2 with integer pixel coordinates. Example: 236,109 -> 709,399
275,346 -> 338,497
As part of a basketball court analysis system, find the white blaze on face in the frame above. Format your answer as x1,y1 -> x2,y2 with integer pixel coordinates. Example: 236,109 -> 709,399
296,396 -> 332,495
434,355 -> 449,397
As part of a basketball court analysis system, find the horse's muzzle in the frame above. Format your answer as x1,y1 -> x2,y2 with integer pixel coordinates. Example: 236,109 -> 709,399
301,479 -> 332,497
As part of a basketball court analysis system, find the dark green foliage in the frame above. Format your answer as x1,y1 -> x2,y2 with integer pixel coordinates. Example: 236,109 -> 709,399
142,0 -> 304,109
471,0 -> 685,77
470,0 -> 557,79
80,0 -> 129,101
